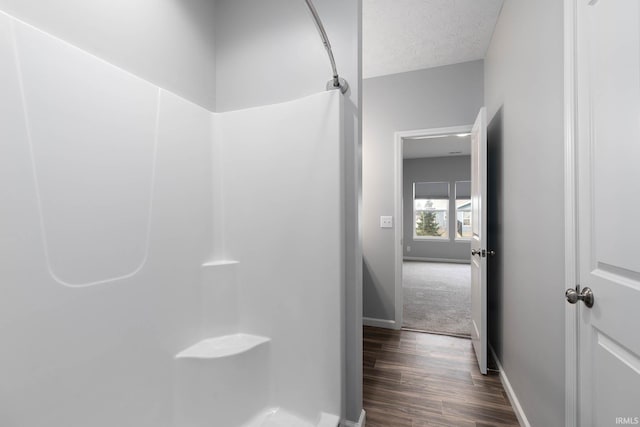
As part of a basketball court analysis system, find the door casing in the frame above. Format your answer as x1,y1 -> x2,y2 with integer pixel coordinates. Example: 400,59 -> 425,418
564,0 -> 579,426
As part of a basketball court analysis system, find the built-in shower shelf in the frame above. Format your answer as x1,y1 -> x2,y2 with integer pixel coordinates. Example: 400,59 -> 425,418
202,260 -> 239,268
175,333 -> 270,359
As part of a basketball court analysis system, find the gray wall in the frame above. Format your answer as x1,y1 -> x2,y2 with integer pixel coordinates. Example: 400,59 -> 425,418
403,156 -> 471,262
484,1 -> 565,426
363,60 -> 483,321
0,0 -> 217,110
214,0 -> 359,114
214,0 -> 363,422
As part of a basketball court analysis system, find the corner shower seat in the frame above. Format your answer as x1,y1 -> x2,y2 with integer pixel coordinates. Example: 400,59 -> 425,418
175,260 -> 340,427
174,332 -> 272,427
174,336 -> 339,427
175,334 -> 271,359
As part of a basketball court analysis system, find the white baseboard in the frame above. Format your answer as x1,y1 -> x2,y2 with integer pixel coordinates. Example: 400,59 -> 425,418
489,345 -> 531,427
403,256 -> 470,264
341,410 -> 365,427
362,317 -> 396,329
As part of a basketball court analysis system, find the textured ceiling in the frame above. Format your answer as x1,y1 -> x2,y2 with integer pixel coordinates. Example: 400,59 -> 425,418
403,134 -> 471,159
363,0 -> 504,78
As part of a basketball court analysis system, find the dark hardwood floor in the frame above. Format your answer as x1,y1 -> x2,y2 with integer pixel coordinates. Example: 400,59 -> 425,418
363,326 -> 520,427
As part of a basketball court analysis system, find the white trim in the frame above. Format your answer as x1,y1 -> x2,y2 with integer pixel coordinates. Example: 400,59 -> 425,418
412,235 -> 450,241
393,133 -> 404,330
362,317 -> 396,329
563,0 -> 578,426
341,409 -> 366,427
394,125 -> 473,140
489,346 -> 531,427
393,125 -> 473,330
403,256 -> 470,264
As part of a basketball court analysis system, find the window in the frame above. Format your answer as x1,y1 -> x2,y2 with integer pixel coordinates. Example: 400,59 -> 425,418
413,182 -> 449,239
455,181 -> 472,239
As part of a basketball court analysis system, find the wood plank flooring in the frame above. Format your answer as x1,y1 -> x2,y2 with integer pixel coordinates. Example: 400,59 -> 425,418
363,326 -> 519,427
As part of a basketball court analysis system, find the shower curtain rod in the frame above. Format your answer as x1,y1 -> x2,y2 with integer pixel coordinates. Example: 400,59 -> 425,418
303,0 -> 349,94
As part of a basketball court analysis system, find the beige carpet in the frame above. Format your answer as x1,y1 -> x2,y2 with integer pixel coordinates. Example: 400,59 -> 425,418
402,261 -> 471,336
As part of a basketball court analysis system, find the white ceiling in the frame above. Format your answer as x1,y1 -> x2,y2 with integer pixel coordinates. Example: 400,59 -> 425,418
403,134 -> 471,159
363,0 -> 504,78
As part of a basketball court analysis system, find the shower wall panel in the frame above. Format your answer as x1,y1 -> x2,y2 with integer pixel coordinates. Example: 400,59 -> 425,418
0,12 -> 212,426
13,17 -> 159,287
217,91 -> 344,421
1,8 -> 345,426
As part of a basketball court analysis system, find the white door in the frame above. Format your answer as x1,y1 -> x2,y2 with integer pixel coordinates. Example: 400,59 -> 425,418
470,107 -> 487,375
573,0 -> 640,425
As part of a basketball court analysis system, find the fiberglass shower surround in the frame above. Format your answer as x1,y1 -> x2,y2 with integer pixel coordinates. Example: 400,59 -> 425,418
0,6 -> 346,427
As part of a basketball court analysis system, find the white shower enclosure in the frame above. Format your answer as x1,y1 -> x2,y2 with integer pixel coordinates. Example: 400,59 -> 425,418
0,11 -> 344,427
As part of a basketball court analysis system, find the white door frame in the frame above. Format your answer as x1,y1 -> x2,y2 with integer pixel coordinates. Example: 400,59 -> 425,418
563,0 -> 578,425
392,124 -> 474,329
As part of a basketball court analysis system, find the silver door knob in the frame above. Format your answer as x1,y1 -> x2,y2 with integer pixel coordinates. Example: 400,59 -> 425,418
471,249 -> 495,257
565,287 -> 594,308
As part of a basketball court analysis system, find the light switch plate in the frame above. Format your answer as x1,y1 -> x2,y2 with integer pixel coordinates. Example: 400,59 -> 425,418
380,216 -> 393,228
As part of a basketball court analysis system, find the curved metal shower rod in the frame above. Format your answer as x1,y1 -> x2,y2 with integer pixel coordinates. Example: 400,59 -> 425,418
303,0 -> 349,94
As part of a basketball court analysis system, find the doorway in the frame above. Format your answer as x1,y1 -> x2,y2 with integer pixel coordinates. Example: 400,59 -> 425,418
394,126 -> 473,337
